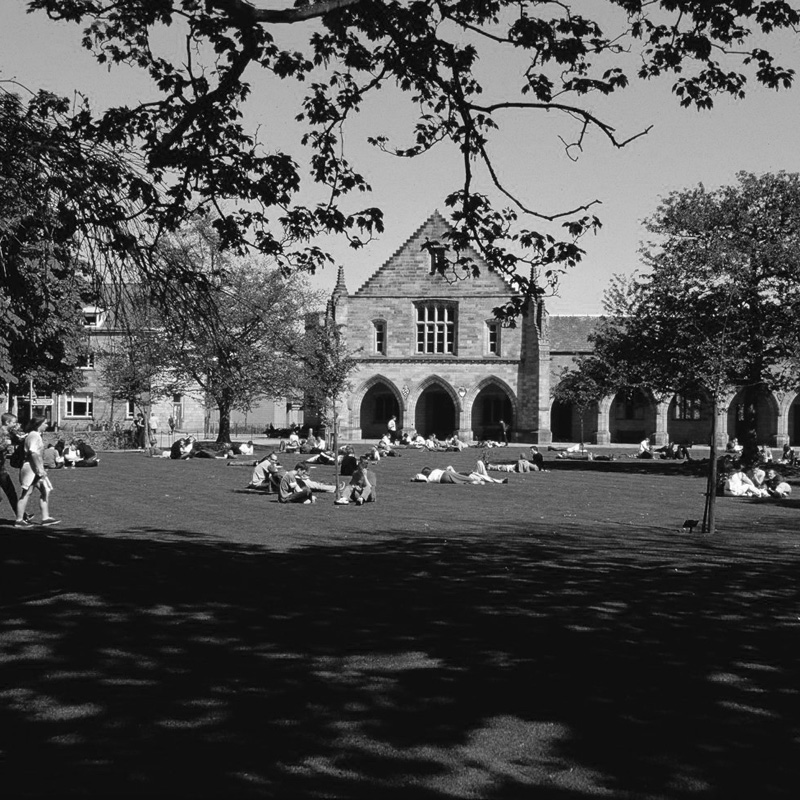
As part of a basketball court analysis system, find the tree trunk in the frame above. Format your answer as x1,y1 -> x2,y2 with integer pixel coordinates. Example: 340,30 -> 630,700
702,396 -> 718,535
216,397 -> 232,443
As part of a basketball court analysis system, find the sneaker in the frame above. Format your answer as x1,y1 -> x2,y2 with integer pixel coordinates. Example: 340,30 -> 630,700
14,518 -> 34,528
23,512 -> 34,522
501,478 -> 509,484
334,498 -> 350,505
40,518 -> 61,526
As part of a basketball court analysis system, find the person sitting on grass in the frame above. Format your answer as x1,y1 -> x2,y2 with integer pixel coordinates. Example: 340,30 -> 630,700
635,437 -> 654,459
278,463 -> 336,504
63,440 -> 81,468
723,465 -> 767,497
75,439 -> 100,467
339,446 -> 358,476
780,443 -> 796,466
248,452 -> 284,493
279,463 -> 315,503
281,430 -> 301,454
764,468 -> 792,498
377,433 -> 401,457
335,457 -> 377,505
238,440 -> 254,456
42,441 -> 65,469
443,432 -> 467,451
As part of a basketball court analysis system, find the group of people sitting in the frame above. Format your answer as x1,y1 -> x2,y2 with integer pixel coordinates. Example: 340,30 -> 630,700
632,437 -> 692,460
723,463 -> 792,499
245,449 -> 375,505
43,438 -> 100,469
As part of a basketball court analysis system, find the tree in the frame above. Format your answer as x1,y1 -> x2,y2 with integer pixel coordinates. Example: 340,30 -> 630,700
0,91 -> 97,393
551,360 -> 604,447
299,311 -> 360,497
158,223 -> 318,443
97,285 -> 177,445
18,1 -> 800,318
584,171 -> 800,532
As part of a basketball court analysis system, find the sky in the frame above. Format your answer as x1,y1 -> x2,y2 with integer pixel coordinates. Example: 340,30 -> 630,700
2,2 -> 800,315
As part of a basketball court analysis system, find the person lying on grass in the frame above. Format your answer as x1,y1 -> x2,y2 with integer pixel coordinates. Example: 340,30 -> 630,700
484,448 -> 547,473
410,465 -> 506,485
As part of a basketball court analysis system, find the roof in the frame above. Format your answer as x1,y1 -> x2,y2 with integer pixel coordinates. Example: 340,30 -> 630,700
353,210 -> 517,298
547,315 -> 599,353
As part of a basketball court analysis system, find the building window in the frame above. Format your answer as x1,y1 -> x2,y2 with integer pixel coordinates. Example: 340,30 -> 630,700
77,352 -> 95,370
416,302 -> 456,355
82,307 -> 107,328
486,321 -> 500,356
674,393 -> 703,420
65,393 -> 94,418
373,320 -> 386,355
429,245 -> 446,273
126,399 -> 136,418
615,390 -> 645,420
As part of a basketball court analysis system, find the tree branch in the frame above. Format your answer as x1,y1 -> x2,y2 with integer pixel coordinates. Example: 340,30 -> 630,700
207,0 -> 365,25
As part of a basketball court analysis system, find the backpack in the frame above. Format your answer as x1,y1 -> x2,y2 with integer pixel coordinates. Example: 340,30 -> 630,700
9,439 -> 26,469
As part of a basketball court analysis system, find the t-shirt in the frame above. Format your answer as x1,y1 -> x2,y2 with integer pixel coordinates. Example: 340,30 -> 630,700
427,468 -> 445,482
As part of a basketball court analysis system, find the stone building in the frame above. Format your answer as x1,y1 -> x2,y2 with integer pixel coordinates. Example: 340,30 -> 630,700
325,211 -> 800,447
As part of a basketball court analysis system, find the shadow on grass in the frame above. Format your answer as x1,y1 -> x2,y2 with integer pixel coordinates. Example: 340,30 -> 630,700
2,524 -> 800,798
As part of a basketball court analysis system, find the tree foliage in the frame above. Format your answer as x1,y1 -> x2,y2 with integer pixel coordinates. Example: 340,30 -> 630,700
97,286 -> 178,425
585,171 -> 800,464
0,91 -> 96,389
156,222 -> 318,442
551,360 -> 604,445
299,314 -> 360,427
18,0 -> 800,317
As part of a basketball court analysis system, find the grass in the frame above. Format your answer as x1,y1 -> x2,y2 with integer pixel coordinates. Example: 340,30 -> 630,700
1,446 -> 799,798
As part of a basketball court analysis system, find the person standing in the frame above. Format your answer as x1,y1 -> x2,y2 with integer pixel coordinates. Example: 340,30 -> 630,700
387,414 -> 397,443
499,419 -> 510,446
148,411 -> 159,448
1,412 -> 21,518
15,415 -> 59,527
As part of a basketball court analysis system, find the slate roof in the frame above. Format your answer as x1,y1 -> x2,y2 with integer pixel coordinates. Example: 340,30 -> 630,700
547,315 -> 599,353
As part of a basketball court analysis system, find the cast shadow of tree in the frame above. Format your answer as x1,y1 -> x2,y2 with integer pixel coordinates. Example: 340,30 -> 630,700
1,525 -> 799,798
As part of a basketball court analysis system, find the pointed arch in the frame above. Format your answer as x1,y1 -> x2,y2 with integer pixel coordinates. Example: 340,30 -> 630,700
351,375 -> 404,440
407,376 -> 461,439
467,376 -> 517,442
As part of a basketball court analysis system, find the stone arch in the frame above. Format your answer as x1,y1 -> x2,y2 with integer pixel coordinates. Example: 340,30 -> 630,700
351,375 -> 404,440
784,391 -> 800,446
408,376 -> 461,439
726,386 -> 780,446
608,387 -> 657,444
666,389 -> 713,446
467,376 -> 517,442
548,375 -> 599,444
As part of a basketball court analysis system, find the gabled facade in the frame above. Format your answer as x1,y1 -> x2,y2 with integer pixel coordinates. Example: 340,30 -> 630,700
329,211 -> 554,443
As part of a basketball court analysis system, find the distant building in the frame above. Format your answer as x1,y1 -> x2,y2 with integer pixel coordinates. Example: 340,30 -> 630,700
320,211 -> 800,447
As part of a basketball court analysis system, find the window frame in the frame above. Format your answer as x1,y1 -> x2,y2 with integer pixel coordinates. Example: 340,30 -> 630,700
65,393 -> 94,419
415,301 -> 457,356
485,320 -> 501,356
372,319 -> 387,356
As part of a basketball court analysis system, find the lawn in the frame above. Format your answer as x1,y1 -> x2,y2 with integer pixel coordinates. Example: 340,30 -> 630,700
1,446 -> 799,798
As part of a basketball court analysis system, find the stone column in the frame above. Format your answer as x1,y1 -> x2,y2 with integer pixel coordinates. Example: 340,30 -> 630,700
653,398 -> 671,447
595,395 -> 613,445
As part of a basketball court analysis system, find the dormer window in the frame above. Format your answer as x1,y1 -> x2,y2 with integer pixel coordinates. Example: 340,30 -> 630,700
429,245 -> 446,273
